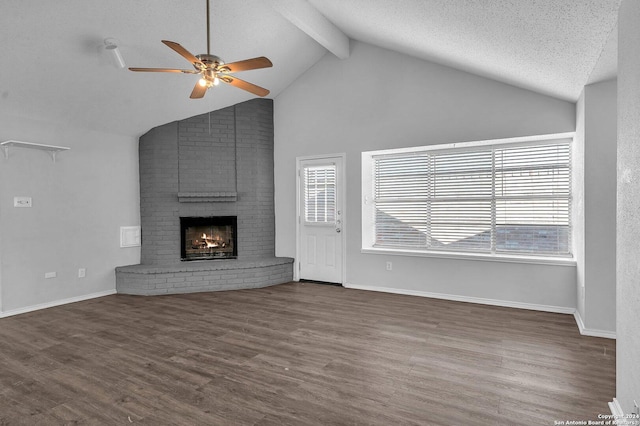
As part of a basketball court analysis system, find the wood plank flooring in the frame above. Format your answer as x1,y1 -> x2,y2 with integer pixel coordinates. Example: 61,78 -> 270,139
0,282 -> 615,425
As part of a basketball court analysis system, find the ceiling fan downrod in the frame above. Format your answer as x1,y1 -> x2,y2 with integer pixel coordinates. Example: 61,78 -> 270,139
206,0 -> 211,55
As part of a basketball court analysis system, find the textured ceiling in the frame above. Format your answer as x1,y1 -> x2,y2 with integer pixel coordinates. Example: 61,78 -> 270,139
0,0 -> 326,137
309,0 -> 621,100
0,0 -> 621,139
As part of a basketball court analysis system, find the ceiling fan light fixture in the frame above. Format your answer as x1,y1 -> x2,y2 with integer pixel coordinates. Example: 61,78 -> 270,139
104,38 -> 126,69
127,0 -> 272,98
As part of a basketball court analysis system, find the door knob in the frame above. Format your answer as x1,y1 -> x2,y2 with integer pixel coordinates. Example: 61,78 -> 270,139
336,228 -> 341,233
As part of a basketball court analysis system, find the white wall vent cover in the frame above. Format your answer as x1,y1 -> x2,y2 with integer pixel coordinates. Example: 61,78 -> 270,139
120,226 -> 141,248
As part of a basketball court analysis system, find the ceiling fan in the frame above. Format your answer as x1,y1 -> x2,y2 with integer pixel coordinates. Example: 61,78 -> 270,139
128,0 -> 272,99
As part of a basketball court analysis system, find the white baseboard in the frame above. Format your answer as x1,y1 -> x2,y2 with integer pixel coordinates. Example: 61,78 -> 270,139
343,283 -> 575,314
343,283 -> 617,339
0,289 -> 117,319
609,398 -> 624,416
573,310 -> 617,339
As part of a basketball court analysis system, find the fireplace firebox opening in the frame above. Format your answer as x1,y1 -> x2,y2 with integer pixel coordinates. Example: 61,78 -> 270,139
180,216 -> 237,261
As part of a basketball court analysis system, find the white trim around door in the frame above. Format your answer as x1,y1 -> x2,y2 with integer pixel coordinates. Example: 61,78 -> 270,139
295,153 -> 346,284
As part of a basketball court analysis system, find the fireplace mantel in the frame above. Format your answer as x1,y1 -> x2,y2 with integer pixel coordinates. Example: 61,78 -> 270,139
177,192 -> 238,203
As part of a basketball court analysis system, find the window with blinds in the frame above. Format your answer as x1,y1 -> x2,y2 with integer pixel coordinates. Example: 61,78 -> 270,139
368,139 -> 572,257
304,165 -> 337,223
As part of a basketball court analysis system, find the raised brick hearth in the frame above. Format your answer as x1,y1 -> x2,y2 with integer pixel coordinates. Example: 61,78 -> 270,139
116,98 -> 293,295
116,258 -> 292,295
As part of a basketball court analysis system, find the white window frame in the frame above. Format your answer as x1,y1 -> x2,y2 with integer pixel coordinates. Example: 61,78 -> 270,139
361,133 -> 576,266
303,164 -> 337,225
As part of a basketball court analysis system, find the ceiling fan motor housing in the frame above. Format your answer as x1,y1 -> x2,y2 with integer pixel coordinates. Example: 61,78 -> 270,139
196,54 -> 224,69
196,54 -> 225,86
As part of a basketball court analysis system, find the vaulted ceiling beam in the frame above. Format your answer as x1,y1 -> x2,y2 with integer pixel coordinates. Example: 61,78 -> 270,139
271,0 -> 350,59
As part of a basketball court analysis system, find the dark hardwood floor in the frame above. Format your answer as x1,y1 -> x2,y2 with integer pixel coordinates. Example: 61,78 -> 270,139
0,282 -> 615,425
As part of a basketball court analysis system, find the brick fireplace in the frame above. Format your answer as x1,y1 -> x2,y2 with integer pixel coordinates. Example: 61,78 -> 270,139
116,99 -> 293,295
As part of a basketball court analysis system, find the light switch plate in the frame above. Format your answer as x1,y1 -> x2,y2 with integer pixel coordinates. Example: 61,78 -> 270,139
14,196 -> 32,208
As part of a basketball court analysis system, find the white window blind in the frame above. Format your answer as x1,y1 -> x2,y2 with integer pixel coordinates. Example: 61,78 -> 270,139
304,165 -> 336,223
371,140 -> 572,257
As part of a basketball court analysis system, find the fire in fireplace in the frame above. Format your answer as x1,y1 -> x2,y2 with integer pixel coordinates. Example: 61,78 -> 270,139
180,216 -> 237,261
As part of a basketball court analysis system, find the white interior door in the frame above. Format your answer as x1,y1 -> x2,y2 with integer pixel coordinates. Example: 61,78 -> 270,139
298,156 -> 344,283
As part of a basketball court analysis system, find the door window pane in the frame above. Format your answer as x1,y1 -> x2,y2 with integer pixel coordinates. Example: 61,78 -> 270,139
304,165 -> 336,223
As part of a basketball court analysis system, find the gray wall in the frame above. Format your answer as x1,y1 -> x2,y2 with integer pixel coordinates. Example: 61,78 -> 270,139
582,80 -> 617,334
0,115 -> 140,314
139,98 -> 276,264
574,90 -> 586,322
274,41 -> 578,310
617,0 -> 640,414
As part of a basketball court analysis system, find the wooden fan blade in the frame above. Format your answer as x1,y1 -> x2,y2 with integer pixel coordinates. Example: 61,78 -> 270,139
190,81 -> 207,99
162,40 -> 203,66
128,67 -> 197,74
219,57 -> 273,73
221,75 -> 270,97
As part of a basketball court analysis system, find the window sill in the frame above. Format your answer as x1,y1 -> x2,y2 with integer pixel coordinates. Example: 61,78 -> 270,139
361,247 -> 576,267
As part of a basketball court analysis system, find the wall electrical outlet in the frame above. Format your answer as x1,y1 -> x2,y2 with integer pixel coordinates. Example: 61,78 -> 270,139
78,268 -> 86,278
386,261 -> 392,271
44,272 -> 56,279
14,196 -> 32,208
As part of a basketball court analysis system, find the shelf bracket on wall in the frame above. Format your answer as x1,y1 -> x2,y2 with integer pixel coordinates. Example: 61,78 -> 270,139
1,140 -> 71,163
